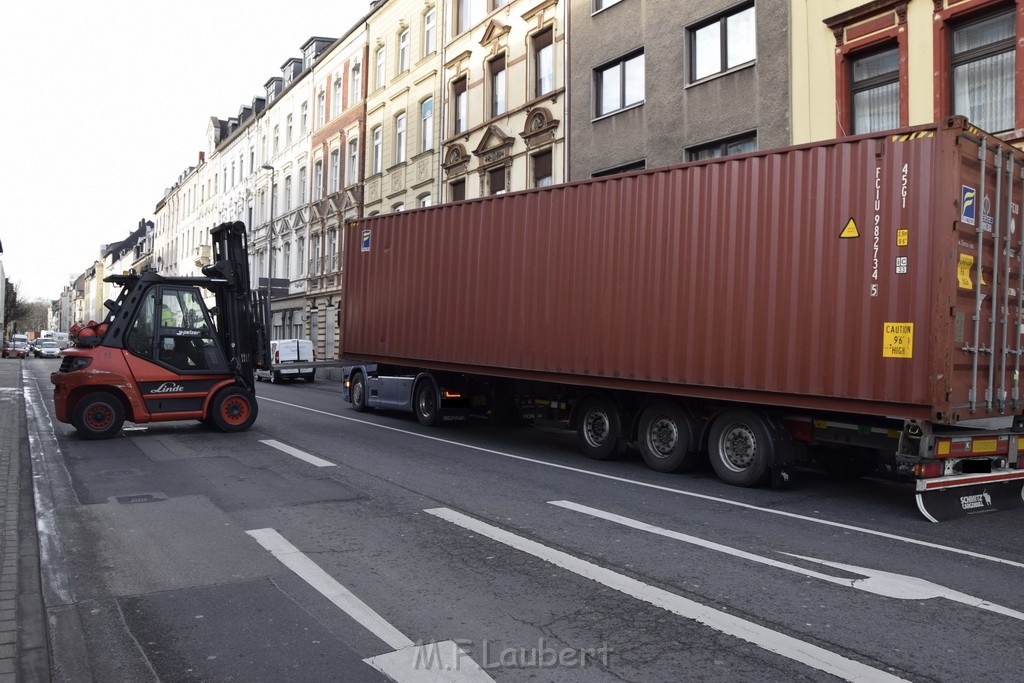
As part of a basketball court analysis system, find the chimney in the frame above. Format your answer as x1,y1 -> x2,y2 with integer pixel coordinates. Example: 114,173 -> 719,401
198,151 -> 205,163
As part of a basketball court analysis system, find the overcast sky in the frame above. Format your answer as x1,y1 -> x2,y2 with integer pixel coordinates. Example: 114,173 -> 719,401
0,0 -> 374,302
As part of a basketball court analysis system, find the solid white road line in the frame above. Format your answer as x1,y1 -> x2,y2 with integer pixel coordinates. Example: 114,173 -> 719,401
424,507 -> 908,683
551,500 -> 1024,622
247,528 -> 494,682
261,397 -> 1024,570
246,528 -> 412,650
259,438 -> 336,467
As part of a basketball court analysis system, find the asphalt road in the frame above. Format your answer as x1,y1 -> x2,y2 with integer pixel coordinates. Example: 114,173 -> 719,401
22,359 -> 1024,681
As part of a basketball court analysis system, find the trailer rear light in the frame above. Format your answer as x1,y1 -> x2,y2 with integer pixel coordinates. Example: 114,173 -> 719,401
914,461 -> 944,479
934,436 -> 1009,458
274,350 -> 279,363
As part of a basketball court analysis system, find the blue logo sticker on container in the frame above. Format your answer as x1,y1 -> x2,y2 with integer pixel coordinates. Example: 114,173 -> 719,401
361,229 -> 372,253
961,185 -> 976,226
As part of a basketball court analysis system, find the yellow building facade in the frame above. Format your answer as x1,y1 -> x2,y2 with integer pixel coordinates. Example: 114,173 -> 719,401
792,0 -> 1023,146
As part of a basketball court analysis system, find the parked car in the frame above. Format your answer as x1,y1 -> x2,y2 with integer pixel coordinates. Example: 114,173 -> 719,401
33,339 -> 61,359
255,338 -> 316,383
2,339 -> 29,359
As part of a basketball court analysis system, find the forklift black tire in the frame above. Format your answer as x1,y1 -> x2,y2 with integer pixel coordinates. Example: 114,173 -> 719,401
414,378 -> 440,427
72,391 -> 125,440
351,372 -> 370,412
210,386 -> 258,432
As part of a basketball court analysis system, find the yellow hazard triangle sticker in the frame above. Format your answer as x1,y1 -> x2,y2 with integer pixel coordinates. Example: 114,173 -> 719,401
839,218 -> 860,239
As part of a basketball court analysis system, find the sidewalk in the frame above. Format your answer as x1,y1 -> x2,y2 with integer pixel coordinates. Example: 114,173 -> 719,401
0,360 -> 50,682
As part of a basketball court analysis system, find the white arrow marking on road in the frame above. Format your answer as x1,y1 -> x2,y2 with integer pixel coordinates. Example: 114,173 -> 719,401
246,528 -> 494,683
550,501 -> 1024,623
425,507 -> 907,683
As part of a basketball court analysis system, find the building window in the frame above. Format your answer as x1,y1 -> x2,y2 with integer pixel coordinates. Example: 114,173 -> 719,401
424,9 -> 436,56
951,9 -> 1015,134
286,114 -> 293,145
452,77 -> 468,133
301,102 -> 309,135
533,149 -> 553,187
329,229 -> 338,271
456,0 -> 473,34
596,51 -> 644,116
314,160 -> 323,200
398,29 -> 410,73
534,28 -> 554,97
595,0 -> 623,10
316,91 -> 326,128
488,166 -> 506,195
348,57 -> 362,107
329,149 -> 340,192
375,46 -> 386,89
450,178 -> 466,201
392,203 -> 406,212
283,242 -> 291,278
347,138 -> 359,185
690,4 -> 756,81
686,133 -> 757,161
851,47 -> 899,134
419,194 -> 432,207
395,113 -> 407,164
592,159 -> 646,177
313,233 -> 322,272
284,175 -> 293,211
299,166 -> 308,201
372,126 -> 383,174
490,55 -> 507,117
273,126 -> 280,154
421,98 -> 434,152
298,236 -> 306,275
491,0 -> 509,10
333,77 -> 343,117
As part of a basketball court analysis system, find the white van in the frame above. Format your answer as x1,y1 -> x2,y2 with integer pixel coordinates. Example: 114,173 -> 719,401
256,338 -> 316,383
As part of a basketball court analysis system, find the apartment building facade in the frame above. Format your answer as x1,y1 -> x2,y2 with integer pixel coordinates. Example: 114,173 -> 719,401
791,0 -> 1023,146
440,0 -> 565,201
307,28 -> 368,359
363,0 -> 445,214
568,0 -> 792,179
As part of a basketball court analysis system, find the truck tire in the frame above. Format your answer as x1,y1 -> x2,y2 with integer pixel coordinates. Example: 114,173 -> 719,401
209,386 -> 258,432
72,391 -> 125,440
638,401 -> 701,472
351,372 -> 370,412
708,409 -> 774,487
270,370 -> 281,384
575,395 -> 621,460
414,378 -> 440,426
304,373 -> 316,384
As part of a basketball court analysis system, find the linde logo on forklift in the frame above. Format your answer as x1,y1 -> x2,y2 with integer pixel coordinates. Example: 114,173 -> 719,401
150,382 -> 186,394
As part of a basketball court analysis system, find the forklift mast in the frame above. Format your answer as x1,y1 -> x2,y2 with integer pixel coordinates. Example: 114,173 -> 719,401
203,221 -> 270,384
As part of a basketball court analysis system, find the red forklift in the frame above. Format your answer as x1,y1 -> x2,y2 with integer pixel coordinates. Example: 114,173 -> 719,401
52,221 -> 270,439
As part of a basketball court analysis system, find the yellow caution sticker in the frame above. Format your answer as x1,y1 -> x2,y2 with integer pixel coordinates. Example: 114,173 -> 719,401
958,254 -> 974,289
883,322 -> 914,358
839,218 -> 860,239
897,229 -> 909,246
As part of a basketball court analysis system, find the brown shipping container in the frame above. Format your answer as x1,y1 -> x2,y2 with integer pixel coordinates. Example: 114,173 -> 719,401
343,118 -> 1024,426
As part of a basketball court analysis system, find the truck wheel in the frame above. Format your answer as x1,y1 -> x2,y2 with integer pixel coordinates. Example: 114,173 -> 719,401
304,374 -> 316,384
576,395 -> 621,460
638,401 -> 701,472
270,371 -> 280,384
414,378 -> 440,426
210,386 -> 258,432
351,373 -> 370,412
708,409 -> 774,487
72,391 -> 125,440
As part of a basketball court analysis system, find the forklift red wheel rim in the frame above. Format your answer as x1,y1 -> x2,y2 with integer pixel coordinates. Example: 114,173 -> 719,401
221,396 -> 251,425
84,403 -> 114,430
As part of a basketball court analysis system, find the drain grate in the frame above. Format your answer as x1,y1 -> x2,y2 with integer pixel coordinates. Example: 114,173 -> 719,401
111,493 -> 168,505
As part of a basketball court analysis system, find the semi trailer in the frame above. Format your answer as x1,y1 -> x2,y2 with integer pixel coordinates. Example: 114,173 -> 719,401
341,117 -> 1024,522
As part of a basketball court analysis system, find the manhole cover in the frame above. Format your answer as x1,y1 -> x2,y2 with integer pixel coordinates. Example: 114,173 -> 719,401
112,493 -> 167,505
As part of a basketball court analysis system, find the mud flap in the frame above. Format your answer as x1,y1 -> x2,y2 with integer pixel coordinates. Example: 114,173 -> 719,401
915,480 -> 1024,522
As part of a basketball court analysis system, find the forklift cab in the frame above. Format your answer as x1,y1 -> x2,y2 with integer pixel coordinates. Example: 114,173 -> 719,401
125,286 -> 229,374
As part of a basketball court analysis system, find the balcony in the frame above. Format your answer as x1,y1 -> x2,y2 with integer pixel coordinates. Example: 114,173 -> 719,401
193,244 -> 212,267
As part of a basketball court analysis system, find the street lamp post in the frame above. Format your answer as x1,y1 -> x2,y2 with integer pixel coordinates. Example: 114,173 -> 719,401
261,164 -> 275,340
